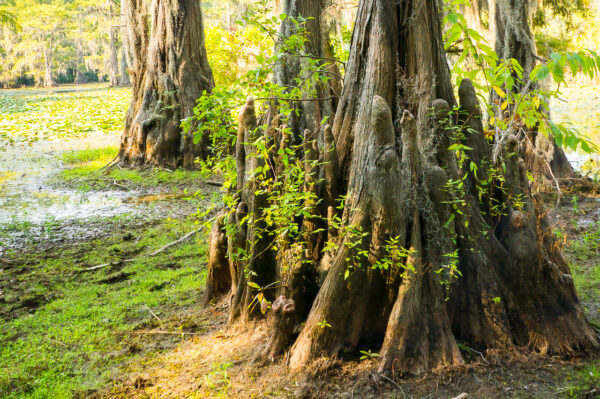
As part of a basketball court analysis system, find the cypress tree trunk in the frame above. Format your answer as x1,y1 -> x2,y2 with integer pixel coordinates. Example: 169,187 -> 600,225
43,35 -> 56,87
207,0 -> 598,375
118,0 -> 132,87
118,0 -> 214,168
493,0 -> 575,179
205,0 -> 341,327
271,0 -> 340,141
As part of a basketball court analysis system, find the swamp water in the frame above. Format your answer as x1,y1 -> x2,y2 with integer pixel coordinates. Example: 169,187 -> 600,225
0,85 -> 182,254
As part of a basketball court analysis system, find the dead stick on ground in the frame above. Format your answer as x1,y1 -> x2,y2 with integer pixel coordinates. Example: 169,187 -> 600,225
83,259 -> 135,272
48,338 -> 70,348
204,180 -> 223,187
148,227 -> 204,257
378,374 -> 407,399
83,219 -> 213,271
113,180 -> 131,191
114,330 -> 200,336
144,303 -> 162,323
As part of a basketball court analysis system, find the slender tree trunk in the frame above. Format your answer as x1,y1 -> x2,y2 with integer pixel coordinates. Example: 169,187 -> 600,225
118,0 -> 214,168
118,47 -> 130,86
208,0 -> 598,375
74,21 -> 88,84
108,2 -> 120,88
43,34 -> 56,87
118,0 -> 131,86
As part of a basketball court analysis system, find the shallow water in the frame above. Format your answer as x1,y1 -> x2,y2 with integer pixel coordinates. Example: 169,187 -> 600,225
0,86 -> 157,253
551,85 -> 600,169
0,134 -> 137,226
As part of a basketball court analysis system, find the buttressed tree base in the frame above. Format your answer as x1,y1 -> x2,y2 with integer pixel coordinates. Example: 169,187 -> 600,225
206,0 -> 598,376
119,0 -> 214,169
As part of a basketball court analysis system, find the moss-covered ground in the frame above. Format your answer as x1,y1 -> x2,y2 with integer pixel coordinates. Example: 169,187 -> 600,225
0,214 -> 210,398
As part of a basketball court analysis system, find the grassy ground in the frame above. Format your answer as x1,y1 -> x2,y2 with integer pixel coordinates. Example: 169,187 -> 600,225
54,146 -> 209,192
0,215 -> 210,398
0,100 -> 219,398
3,148 -> 600,398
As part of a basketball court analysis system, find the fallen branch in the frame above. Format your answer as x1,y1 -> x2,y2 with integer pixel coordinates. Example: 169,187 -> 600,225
114,330 -> 200,336
204,180 -> 223,187
144,303 -> 162,323
377,374 -> 407,399
84,219 -> 213,271
83,259 -> 134,272
112,180 -> 131,191
148,226 -> 205,256
48,338 -> 70,348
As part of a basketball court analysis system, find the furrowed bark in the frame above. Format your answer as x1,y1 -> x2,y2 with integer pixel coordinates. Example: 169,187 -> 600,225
448,78 -> 598,353
289,95 -> 406,370
118,0 -> 214,169
210,0 -> 597,375
493,0 -> 574,179
204,213 -> 231,305
377,110 -> 462,375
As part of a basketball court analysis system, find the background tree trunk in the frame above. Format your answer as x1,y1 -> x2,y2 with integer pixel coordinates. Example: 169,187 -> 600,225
43,35 -> 56,87
493,0 -> 575,179
118,0 -> 132,87
118,47 -> 130,86
74,21 -> 88,84
271,0 -> 340,141
118,0 -> 214,168
107,1 -> 120,88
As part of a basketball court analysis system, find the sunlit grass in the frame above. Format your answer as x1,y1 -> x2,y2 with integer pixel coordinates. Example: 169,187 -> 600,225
0,220 -> 208,398
60,146 -> 118,166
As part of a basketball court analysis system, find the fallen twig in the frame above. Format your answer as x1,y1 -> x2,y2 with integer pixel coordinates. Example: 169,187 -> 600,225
48,338 -> 70,348
378,374 -> 407,399
83,259 -> 135,271
114,330 -> 199,336
84,219 -> 213,271
112,180 -> 131,191
204,180 -> 223,187
148,226 -> 205,256
144,303 -> 162,323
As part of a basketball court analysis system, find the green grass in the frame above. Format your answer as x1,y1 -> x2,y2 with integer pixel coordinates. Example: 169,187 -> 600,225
0,85 -> 130,148
566,364 -> 600,397
60,146 -> 118,166
54,162 -> 207,190
0,219 -> 208,398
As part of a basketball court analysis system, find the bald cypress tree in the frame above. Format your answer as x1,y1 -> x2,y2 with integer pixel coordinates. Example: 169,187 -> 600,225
206,0 -> 597,374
